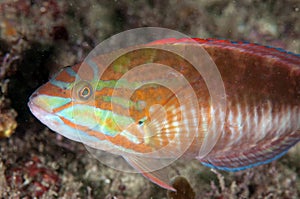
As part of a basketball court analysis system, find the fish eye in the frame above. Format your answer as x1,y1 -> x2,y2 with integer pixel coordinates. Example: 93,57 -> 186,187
73,81 -> 93,101
79,86 -> 91,100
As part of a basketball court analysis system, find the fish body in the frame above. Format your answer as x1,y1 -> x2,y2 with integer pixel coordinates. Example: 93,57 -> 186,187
28,38 -> 300,190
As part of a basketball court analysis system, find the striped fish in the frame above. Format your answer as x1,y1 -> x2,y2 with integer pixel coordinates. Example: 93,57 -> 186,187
28,38 -> 300,191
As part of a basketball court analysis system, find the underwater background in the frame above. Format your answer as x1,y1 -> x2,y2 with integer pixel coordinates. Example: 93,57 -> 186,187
0,0 -> 299,198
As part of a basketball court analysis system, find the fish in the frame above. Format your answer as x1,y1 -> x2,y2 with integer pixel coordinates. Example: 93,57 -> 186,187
28,37 -> 300,191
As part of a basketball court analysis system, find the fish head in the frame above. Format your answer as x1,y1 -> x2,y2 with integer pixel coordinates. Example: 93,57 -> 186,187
27,61 -> 158,151
27,57 -> 200,154
28,63 -> 105,145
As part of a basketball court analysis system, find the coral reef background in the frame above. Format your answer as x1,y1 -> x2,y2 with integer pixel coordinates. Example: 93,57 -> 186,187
0,0 -> 299,198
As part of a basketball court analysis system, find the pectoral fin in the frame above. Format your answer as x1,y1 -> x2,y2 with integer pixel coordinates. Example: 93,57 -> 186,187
124,155 -> 176,191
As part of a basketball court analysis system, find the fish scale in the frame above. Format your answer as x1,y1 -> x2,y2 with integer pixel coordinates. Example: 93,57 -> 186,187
28,38 -> 300,191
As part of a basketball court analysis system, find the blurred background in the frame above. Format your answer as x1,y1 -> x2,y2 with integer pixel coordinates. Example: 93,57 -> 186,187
0,0 -> 299,198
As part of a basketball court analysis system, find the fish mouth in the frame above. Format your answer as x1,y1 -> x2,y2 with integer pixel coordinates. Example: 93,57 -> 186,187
27,92 -> 70,141
27,91 -> 102,145
28,91 -> 51,118
28,99 -> 52,120
27,92 -> 58,129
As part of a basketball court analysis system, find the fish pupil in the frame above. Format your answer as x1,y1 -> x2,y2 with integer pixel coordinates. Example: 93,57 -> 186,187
81,87 -> 89,97
72,80 -> 93,101
78,83 -> 92,100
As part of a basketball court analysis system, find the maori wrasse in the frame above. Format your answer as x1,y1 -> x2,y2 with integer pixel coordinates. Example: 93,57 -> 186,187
28,38 -> 300,191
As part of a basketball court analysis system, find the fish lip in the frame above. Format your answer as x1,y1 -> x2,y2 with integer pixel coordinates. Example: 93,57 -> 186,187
27,97 -> 53,119
28,91 -> 38,101
27,98 -> 61,134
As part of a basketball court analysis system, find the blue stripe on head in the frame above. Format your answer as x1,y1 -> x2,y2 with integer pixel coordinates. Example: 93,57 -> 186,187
65,67 -> 78,77
86,59 -> 99,80
50,79 -> 72,90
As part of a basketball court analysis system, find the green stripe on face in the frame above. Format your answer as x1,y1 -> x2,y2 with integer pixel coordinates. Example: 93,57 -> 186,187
32,95 -> 71,112
95,79 -> 146,91
101,96 -> 146,111
57,104 -> 134,136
